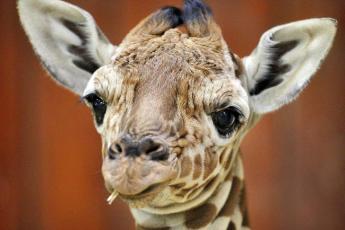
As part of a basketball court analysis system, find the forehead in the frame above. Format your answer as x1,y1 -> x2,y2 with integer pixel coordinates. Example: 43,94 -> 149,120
86,29 -> 246,110
113,29 -> 234,79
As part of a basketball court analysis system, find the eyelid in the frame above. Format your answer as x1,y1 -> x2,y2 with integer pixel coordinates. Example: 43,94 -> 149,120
211,102 -> 242,115
81,92 -> 107,105
206,101 -> 229,115
215,102 -> 232,112
81,95 -> 89,102
81,94 -> 93,104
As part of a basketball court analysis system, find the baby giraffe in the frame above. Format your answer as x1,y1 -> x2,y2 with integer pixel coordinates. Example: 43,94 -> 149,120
18,0 -> 336,229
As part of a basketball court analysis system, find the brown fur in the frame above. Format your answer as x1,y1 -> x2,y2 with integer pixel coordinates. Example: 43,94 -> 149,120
219,177 -> 243,217
192,155 -> 202,179
185,203 -> 218,229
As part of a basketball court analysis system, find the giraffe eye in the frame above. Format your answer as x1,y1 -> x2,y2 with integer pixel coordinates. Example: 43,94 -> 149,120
84,93 -> 107,125
211,107 -> 242,137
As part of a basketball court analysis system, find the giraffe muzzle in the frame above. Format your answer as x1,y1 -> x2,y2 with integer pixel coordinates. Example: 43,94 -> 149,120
102,135 -> 177,197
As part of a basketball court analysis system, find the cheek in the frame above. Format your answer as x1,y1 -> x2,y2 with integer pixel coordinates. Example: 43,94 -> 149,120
98,112 -> 124,145
175,144 -> 221,184
203,147 -> 220,180
168,145 -> 224,201
174,114 -> 239,177
173,117 -> 218,175
100,136 -> 110,160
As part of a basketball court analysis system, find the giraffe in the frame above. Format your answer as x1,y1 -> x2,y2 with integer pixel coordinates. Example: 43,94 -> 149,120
18,0 -> 337,229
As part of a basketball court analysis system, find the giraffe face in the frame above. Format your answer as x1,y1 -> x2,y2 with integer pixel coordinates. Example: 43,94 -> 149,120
83,28 -> 250,207
19,0 -> 337,215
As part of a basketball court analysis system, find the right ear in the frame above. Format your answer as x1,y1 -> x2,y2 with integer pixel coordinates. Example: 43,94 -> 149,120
18,0 -> 117,95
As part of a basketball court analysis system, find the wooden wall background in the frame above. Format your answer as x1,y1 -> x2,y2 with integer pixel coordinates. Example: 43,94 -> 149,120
1,0 -> 344,229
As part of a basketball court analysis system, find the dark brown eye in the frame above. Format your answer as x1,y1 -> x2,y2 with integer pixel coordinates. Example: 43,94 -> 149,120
211,107 -> 242,137
84,93 -> 107,125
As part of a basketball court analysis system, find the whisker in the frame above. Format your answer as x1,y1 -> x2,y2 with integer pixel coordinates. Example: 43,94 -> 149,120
107,190 -> 119,205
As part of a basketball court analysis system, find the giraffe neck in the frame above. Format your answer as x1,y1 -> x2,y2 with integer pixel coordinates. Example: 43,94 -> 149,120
132,154 -> 250,230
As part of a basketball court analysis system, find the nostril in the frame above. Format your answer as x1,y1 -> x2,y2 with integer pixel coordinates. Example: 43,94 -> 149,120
145,143 -> 162,155
150,149 -> 169,161
140,139 -> 163,154
115,144 -> 122,153
139,139 -> 168,161
108,143 -> 122,160
108,148 -> 117,160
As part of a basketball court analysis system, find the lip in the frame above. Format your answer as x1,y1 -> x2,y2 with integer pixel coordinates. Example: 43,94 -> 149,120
120,183 -> 163,200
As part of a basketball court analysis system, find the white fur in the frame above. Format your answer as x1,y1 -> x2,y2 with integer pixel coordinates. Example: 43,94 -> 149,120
18,0 -> 116,95
243,18 -> 337,114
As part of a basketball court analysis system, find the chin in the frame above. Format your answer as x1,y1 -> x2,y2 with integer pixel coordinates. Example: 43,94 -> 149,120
103,172 -> 175,209
120,183 -> 169,208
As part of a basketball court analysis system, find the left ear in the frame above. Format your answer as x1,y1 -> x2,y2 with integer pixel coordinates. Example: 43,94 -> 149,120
242,18 -> 337,114
18,0 -> 117,95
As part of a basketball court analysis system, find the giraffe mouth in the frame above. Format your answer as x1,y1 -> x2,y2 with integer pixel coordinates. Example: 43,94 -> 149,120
102,155 -> 178,202
120,183 -> 163,200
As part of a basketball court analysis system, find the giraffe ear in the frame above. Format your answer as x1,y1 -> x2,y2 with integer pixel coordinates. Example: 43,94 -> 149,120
242,18 -> 337,114
18,0 -> 116,95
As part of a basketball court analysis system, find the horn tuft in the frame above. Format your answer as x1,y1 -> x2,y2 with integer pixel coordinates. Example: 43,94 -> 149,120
160,6 -> 184,29
183,0 -> 213,36
147,6 -> 183,35
124,6 -> 183,39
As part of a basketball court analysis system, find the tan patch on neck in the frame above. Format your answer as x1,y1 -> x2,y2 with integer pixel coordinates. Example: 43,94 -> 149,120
185,203 -> 217,229
218,176 -> 243,217
227,221 -> 236,230
239,185 -> 250,227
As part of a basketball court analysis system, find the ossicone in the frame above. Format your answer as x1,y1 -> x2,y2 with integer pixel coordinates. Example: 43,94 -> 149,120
183,0 -> 215,37
125,6 -> 183,38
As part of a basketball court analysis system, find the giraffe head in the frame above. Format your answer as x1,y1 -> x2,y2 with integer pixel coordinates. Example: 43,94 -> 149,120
18,0 -> 336,212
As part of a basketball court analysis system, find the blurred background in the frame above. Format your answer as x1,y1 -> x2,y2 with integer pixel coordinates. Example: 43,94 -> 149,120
1,0 -> 344,230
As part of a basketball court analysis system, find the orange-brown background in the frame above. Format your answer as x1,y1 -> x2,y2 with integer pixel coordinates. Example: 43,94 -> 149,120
1,0 -> 344,230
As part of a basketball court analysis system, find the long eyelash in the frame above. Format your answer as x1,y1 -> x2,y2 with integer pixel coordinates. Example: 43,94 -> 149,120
79,96 -> 87,104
